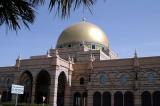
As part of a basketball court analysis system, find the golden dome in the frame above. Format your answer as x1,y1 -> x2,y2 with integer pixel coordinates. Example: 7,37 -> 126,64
56,21 -> 109,48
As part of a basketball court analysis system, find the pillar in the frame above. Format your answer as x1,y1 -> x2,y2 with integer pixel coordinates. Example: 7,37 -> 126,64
134,90 -> 141,106
87,89 -> 92,106
49,74 -> 58,106
11,73 -> 19,102
64,85 -> 72,106
111,92 -> 114,106
49,75 -> 57,105
31,78 -> 36,104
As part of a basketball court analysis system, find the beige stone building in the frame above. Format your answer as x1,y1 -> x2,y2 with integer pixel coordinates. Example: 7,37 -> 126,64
0,21 -> 160,106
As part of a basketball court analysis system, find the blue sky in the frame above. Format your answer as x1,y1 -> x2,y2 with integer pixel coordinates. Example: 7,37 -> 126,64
0,0 -> 160,66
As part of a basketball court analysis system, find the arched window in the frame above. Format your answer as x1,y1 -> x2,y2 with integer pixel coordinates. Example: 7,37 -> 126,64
92,45 -> 96,49
141,91 -> 151,106
103,92 -> 111,106
114,91 -> 123,106
93,92 -> 101,106
153,91 -> 160,106
80,77 -> 84,85
74,92 -> 81,106
124,91 -> 134,106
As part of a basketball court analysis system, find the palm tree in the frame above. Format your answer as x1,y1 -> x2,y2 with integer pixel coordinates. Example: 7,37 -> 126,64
0,0 -> 96,32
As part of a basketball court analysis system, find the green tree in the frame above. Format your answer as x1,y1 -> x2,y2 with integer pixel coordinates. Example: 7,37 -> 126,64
0,0 -> 96,31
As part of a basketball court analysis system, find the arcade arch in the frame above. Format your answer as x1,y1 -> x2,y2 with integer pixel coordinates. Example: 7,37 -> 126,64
19,71 -> 33,103
35,70 -> 51,104
57,71 -> 67,106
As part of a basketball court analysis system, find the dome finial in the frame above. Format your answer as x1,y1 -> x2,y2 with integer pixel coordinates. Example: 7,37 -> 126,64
81,17 -> 86,22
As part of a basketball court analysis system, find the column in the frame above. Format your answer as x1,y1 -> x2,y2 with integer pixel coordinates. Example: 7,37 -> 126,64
49,75 -> 58,106
87,90 -> 92,106
134,90 -> 141,106
49,76 -> 57,105
111,92 -> 114,106
64,85 -> 72,106
31,78 -> 36,104
64,70 -> 72,106
11,73 -> 19,102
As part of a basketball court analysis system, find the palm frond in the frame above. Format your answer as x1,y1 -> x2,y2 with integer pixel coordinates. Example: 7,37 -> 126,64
30,0 -> 45,5
0,0 -> 35,31
49,0 -> 96,18
31,0 -> 96,18
0,0 -> 97,31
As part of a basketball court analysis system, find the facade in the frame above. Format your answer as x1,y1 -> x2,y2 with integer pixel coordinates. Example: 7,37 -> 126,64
0,21 -> 160,106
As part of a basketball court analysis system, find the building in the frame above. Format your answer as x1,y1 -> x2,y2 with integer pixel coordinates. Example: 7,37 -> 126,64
0,20 -> 160,106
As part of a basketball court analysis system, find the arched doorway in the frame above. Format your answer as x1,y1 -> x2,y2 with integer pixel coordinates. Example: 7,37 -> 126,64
153,91 -> 160,106
57,72 -> 67,106
73,92 -> 81,106
114,91 -> 123,106
93,92 -> 101,106
141,91 -> 151,106
103,92 -> 111,106
19,71 -> 33,103
35,70 -> 50,104
124,91 -> 134,106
